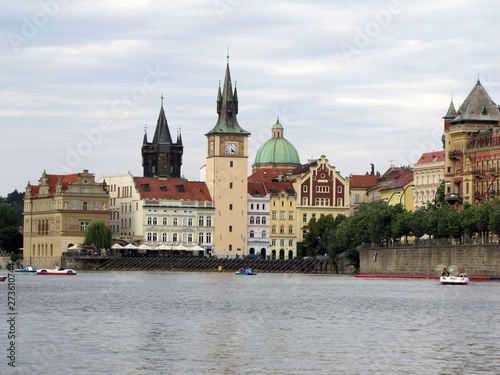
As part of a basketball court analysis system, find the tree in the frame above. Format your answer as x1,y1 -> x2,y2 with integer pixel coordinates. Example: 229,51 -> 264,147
461,202 -> 478,238
83,221 -> 112,250
303,215 -> 335,256
488,198 -> 500,241
0,226 -> 23,253
0,204 -> 21,229
409,208 -> 427,239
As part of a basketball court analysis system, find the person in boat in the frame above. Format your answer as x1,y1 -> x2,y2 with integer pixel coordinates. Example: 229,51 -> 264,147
458,269 -> 467,277
54,263 -> 60,270
442,268 -> 450,277
239,267 -> 244,273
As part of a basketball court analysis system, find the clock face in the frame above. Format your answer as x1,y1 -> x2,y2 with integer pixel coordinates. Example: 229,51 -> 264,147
226,142 -> 237,155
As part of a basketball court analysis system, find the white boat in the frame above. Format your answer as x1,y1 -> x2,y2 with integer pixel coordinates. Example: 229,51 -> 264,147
440,276 -> 468,285
37,268 -> 77,275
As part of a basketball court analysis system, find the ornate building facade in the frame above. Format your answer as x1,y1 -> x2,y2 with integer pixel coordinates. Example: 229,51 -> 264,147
413,151 -> 445,210
23,170 -> 110,268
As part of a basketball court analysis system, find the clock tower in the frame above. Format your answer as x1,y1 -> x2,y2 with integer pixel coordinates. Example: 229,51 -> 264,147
205,58 -> 250,257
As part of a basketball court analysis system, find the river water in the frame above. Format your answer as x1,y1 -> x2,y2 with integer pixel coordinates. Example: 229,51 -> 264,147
1,271 -> 499,374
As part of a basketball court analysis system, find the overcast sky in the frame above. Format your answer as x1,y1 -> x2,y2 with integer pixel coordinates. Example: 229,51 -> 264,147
2,0 -> 500,196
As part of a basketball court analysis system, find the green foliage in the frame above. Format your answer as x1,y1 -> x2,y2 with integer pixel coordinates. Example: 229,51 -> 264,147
0,204 -> 21,229
461,202 -> 478,237
83,221 -> 112,249
488,198 -> 500,239
0,226 -> 23,252
0,190 -> 25,227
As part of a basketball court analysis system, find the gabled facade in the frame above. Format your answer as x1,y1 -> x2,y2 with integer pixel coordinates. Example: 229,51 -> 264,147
23,170 -> 110,268
288,156 -> 350,242
142,97 -> 183,178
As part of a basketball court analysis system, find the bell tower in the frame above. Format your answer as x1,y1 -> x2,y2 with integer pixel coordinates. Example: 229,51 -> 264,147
205,57 -> 251,257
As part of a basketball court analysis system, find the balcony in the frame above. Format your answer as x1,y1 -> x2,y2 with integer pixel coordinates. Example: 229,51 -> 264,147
445,193 -> 463,204
448,150 -> 462,159
471,168 -> 485,177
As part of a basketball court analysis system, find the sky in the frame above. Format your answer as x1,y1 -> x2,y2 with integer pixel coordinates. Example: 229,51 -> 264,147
2,0 -> 500,197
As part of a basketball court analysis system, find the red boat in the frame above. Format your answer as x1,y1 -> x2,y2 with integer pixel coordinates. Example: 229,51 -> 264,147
0,276 -> 6,282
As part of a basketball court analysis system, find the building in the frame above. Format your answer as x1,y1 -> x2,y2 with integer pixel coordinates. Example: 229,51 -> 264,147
142,97 -> 183,178
247,181 -> 270,257
413,151 -> 445,210
268,181 -> 297,259
23,170 -> 110,268
252,118 -> 301,173
366,166 -> 413,204
443,80 -> 500,207
379,174 -> 414,211
289,155 -> 350,243
205,59 -> 250,257
100,175 -> 214,254
348,166 -> 380,215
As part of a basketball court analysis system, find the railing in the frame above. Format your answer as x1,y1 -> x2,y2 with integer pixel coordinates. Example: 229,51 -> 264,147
448,150 -> 462,159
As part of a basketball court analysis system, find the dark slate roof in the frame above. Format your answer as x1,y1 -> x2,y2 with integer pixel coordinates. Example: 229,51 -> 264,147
152,105 -> 173,144
451,80 -> 500,123
444,100 -> 457,119
206,62 -> 250,136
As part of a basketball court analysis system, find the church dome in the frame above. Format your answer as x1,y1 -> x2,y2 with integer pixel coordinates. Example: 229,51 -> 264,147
254,119 -> 300,167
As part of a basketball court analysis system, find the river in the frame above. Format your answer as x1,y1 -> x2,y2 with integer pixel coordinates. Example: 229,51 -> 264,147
1,271 -> 499,374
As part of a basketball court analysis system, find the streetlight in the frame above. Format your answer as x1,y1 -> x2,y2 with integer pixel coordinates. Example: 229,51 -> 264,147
400,185 -> 416,207
385,191 -> 401,204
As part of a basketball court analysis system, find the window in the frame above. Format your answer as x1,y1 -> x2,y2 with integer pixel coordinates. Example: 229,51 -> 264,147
272,211 -> 277,220
280,225 -> 285,234
250,217 -> 255,224
147,232 -> 152,241
83,202 -> 88,211
230,161 -> 233,167
251,204 -> 254,209
290,201 -> 293,207
229,204 -> 233,210
188,218 -> 193,226
152,217 -> 158,225
250,230 -> 254,238
338,186 -> 342,193
280,239 -> 285,246
280,211 -> 285,220
199,232 -> 204,243
289,212 -> 294,220
173,233 -> 178,242
315,198 -> 320,205
162,233 -> 168,242
272,226 -> 277,234
271,239 -> 276,246
355,194 -> 360,204
257,204 -> 259,209
261,217 -> 267,225
303,197 -> 308,205
303,185 -> 307,192
206,216 -> 212,226
187,234 -> 193,242
303,214 -> 307,223
230,182 -> 233,189
173,218 -> 178,226
229,226 -> 232,232
288,226 -> 293,234
273,201 -> 276,206
229,245 -> 232,251
262,231 -> 266,238
199,216 -> 204,226
147,217 -> 152,225
152,233 -> 157,241
289,240 -> 293,246
80,222 -> 89,232
262,204 -> 265,210
256,217 -> 261,224
337,198 -> 343,206
162,217 -> 168,226
206,232 -> 212,243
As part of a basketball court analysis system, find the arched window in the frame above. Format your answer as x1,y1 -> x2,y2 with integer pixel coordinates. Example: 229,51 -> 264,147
250,230 -> 255,238
162,233 -> 168,242
199,216 -> 204,227
279,249 -> 285,260
272,226 -> 277,234
147,232 -> 152,241
152,217 -> 158,225
188,218 -> 193,226
280,225 -> 285,234
206,232 -> 212,243
182,233 -> 187,242
162,217 -> 168,226
271,250 -> 276,259
173,233 -> 178,242
250,217 -> 255,224
188,234 -> 193,242
147,217 -> 152,225
288,226 -> 293,234
206,216 -> 212,226
288,250 -> 293,260
152,233 -> 158,241
183,218 -> 187,226
173,218 -> 178,226
199,232 -> 204,244
255,217 -> 261,224
261,217 -> 267,225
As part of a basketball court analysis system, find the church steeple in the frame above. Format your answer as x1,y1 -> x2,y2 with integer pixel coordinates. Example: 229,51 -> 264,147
206,59 -> 249,135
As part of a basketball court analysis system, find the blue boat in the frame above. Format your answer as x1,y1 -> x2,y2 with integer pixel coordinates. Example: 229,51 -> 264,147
235,269 -> 257,275
15,266 -> 37,273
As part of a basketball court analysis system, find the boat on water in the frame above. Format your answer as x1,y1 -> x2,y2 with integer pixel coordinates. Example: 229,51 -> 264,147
15,266 -> 37,273
235,269 -> 257,275
440,276 -> 469,285
0,276 -> 6,282
37,268 -> 77,275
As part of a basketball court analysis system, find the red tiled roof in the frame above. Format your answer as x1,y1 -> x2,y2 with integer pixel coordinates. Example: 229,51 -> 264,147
30,173 -> 80,198
248,168 -> 292,182
263,180 -> 295,194
350,175 -> 379,189
248,182 -> 267,196
133,177 -> 212,201
416,151 -> 445,164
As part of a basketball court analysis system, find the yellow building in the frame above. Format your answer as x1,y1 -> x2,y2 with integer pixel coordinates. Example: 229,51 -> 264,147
205,60 -> 251,257
268,183 -> 297,259
379,177 -> 414,211
23,170 -> 110,268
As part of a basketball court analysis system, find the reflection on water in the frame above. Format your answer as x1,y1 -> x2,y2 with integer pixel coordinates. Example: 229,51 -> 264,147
1,272 -> 499,374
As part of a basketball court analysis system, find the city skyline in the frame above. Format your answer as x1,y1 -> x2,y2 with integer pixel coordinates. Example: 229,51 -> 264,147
2,0 -> 500,196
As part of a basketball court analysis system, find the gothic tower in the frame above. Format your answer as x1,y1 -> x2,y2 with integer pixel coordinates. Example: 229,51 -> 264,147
142,97 -> 183,178
205,58 -> 251,257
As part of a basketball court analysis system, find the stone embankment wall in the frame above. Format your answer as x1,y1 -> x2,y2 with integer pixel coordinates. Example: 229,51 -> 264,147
360,244 -> 500,276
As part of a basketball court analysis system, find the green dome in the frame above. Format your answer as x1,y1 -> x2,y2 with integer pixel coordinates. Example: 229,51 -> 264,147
254,137 -> 300,166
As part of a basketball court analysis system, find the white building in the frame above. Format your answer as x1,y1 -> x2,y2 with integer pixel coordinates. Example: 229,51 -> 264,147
247,182 -> 270,257
413,151 -> 445,210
